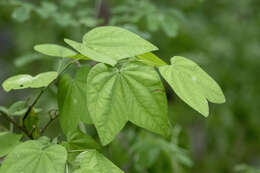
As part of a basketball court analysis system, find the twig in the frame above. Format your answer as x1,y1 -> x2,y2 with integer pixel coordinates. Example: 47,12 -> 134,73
40,110 -> 59,135
22,60 -> 76,130
0,111 -> 33,139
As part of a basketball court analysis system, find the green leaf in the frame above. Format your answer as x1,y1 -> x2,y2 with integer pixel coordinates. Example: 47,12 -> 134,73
73,150 -> 124,173
58,66 -> 92,135
136,52 -> 167,67
8,101 -> 28,116
87,61 -> 168,145
0,140 -> 67,173
161,15 -> 179,38
0,132 -> 22,157
66,131 -> 101,151
65,26 -> 158,66
159,56 -> 225,117
2,71 -> 58,92
64,39 -> 117,66
34,44 -> 79,58
63,130 -> 101,163
12,6 -> 31,22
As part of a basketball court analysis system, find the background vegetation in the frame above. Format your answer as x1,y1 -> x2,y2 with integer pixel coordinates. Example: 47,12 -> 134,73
0,0 -> 260,172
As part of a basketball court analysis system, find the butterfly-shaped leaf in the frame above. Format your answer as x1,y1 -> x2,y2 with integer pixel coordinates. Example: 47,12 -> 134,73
87,61 -> 168,145
159,56 -> 225,117
2,71 -> 58,92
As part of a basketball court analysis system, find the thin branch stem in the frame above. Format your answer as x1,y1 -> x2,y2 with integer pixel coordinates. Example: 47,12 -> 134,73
0,111 -> 32,139
22,60 -> 76,132
40,111 -> 58,135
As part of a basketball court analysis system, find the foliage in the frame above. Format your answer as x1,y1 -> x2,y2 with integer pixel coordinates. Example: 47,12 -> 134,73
0,26 -> 225,173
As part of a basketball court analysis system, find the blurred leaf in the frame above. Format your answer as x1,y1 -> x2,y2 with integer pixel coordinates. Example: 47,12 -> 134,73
73,150 -> 124,173
12,6 -> 31,22
87,61 -> 168,145
14,53 -> 42,67
0,132 -> 22,157
159,56 -> 225,117
2,71 -> 58,92
8,101 -> 28,116
0,140 -> 67,173
36,2 -> 57,19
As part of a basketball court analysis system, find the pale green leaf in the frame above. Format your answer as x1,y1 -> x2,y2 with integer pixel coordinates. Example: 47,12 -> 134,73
159,56 -> 225,117
58,66 -> 92,135
0,132 -> 22,157
34,44 -> 76,57
64,38 -> 117,66
65,26 -> 158,66
12,6 -> 31,22
136,52 -> 167,67
0,140 -> 67,173
8,101 -> 28,116
2,71 -> 58,92
64,130 -> 101,163
87,61 -> 168,145
73,150 -> 124,173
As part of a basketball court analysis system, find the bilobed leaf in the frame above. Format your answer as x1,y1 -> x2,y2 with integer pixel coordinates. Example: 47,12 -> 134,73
87,61 -> 168,145
2,71 -> 58,92
136,52 -> 167,67
65,26 -> 158,66
58,66 -> 92,135
159,56 -> 225,117
0,140 -> 67,173
73,150 -> 124,173
0,132 -> 22,157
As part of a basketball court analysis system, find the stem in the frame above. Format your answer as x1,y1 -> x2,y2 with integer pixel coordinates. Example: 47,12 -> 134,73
0,111 -> 33,139
40,112 -> 58,135
22,60 -> 76,129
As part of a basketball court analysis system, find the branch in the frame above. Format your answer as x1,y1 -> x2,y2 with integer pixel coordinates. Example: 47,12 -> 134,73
0,111 -> 33,139
22,60 -> 76,127
40,110 -> 59,135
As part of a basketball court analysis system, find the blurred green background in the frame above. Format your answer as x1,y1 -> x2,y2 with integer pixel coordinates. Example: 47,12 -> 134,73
1,0 -> 260,172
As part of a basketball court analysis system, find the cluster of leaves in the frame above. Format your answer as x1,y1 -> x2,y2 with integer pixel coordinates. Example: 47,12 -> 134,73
0,26 -> 225,172
2,0 -> 99,27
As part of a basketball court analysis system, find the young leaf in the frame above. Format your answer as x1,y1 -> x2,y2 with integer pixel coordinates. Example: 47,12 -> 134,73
8,101 -> 28,116
34,44 -> 77,57
65,26 -> 158,66
159,56 -> 225,117
87,61 -> 168,145
73,150 -> 124,173
58,66 -> 92,135
0,132 -> 22,157
2,71 -> 58,92
136,52 -> 167,67
0,140 -> 67,173
64,38 -> 118,66
63,130 -> 101,163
